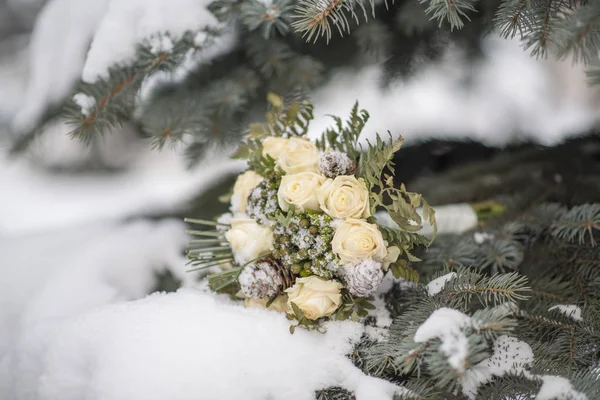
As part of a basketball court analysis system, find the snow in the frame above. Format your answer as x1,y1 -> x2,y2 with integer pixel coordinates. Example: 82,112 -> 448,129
82,0 -> 222,83
0,219 -> 189,396
537,375 -> 588,400
548,305 -> 583,322
426,272 -> 457,296
0,146 -> 244,235
375,203 -> 478,238
461,335 -> 533,399
72,93 -> 96,116
2,285 -> 399,399
473,232 -> 494,245
309,35 -> 600,147
11,0 -> 110,133
148,35 -> 174,55
414,307 -> 472,373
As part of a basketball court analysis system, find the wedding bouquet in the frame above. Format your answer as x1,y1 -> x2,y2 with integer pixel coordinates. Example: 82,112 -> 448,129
186,95 -> 436,332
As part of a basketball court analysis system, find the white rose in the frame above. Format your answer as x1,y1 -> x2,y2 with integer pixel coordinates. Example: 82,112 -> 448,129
277,138 -> 320,174
285,276 -> 343,320
382,246 -> 400,271
225,216 -> 274,265
231,171 -> 264,214
317,176 -> 371,219
245,295 -> 288,313
262,137 -> 288,160
277,172 -> 325,212
331,219 -> 387,264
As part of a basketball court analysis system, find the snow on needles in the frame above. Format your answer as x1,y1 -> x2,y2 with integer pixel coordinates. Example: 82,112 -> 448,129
548,305 -> 583,322
537,376 -> 588,400
72,92 -> 96,116
414,307 -> 471,373
461,335 -> 533,399
82,0 -> 222,83
426,272 -> 457,296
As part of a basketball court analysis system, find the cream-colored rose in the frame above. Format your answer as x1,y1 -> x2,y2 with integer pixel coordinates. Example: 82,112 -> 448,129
332,219 -> 387,264
382,246 -> 400,271
245,295 -> 288,313
285,276 -> 343,320
225,216 -> 274,265
277,138 -> 320,174
318,176 -> 371,219
277,172 -> 325,212
231,171 -> 264,214
262,137 -> 288,160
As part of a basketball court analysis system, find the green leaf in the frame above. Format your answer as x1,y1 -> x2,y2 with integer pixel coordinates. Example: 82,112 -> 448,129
291,302 -> 305,320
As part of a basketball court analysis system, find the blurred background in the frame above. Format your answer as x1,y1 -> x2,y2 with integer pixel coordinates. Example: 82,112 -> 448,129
1,0 -> 600,397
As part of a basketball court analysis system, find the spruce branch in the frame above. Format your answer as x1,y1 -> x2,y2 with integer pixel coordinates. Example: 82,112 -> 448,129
292,0 -> 375,43
434,267 -> 531,307
556,1 -> 600,63
64,28 -> 224,142
550,203 -> 600,246
241,0 -> 295,38
419,0 -> 478,31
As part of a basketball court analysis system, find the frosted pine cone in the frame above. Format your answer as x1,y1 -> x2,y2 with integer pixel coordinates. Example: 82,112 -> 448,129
239,258 -> 294,299
339,260 -> 384,297
318,150 -> 356,178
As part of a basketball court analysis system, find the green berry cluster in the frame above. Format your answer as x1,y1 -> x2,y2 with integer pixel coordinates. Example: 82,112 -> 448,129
272,211 -> 339,279
246,174 -> 281,225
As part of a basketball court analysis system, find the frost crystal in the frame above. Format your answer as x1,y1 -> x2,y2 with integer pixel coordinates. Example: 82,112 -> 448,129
340,260 -> 384,297
72,93 -> 97,116
426,272 -> 457,296
548,305 -> 582,322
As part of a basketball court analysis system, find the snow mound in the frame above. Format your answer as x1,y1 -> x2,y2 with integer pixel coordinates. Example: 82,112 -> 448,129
5,289 -> 397,400
0,219 -> 190,397
0,147 -> 244,235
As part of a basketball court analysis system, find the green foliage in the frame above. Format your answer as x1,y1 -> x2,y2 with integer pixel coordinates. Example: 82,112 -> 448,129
420,0 -> 478,30
315,387 -> 355,400
332,291 -> 376,321
65,29 -> 223,142
292,0 -> 375,43
314,102 -> 369,161
358,135 -> 437,241
352,198 -> 600,399
240,0 -> 295,38
287,302 -> 324,333
232,93 -> 315,176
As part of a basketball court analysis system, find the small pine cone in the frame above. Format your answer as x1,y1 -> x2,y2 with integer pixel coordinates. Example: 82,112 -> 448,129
318,150 -> 356,178
239,258 -> 295,299
339,260 -> 384,297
